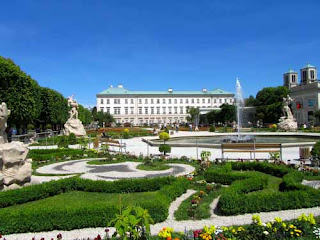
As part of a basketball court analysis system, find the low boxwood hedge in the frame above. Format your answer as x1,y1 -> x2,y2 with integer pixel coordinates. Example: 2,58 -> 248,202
0,177 -> 189,234
204,162 -> 320,216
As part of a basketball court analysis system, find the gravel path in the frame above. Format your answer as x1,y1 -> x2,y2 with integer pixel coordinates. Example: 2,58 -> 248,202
168,189 -> 197,220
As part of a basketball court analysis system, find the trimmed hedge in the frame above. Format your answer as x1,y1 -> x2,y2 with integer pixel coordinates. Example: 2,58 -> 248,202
205,162 -> 320,216
0,177 -> 189,234
28,149 -> 84,162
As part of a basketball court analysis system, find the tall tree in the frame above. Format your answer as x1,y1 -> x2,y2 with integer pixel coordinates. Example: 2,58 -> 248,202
94,111 -> 114,127
78,105 -> 92,125
217,104 -> 236,124
186,107 -> 200,124
254,86 -> 289,123
0,56 -> 42,132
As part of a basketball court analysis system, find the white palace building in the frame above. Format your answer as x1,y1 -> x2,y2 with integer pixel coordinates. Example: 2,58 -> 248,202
96,84 -> 234,125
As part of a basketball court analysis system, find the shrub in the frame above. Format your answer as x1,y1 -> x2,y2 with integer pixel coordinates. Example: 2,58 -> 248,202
27,124 -> 34,131
209,126 -> 215,132
45,124 -> 52,130
159,132 -> 170,142
159,144 -> 171,155
57,135 -> 69,148
68,133 -> 77,145
311,140 -> 320,158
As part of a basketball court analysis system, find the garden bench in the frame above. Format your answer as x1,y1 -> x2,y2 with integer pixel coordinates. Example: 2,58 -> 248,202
221,143 -> 282,160
100,139 -> 126,152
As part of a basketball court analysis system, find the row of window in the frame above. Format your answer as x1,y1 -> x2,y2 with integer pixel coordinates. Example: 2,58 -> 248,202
114,118 -> 186,124
100,98 -> 233,104
100,106 -> 205,115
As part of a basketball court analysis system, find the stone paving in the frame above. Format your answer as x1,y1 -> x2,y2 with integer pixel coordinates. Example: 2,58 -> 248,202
36,159 -> 195,181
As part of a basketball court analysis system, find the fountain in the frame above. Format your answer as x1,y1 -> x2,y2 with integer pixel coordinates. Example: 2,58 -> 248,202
222,78 -> 254,143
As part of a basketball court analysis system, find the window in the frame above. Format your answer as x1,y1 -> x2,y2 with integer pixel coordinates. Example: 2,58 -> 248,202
100,99 -> 104,104
303,71 -> 307,81
114,107 -> 120,115
186,99 -> 189,104
174,107 -> 178,114
208,99 -> 211,103
292,75 -> 296,83
130,107 -> 134,114
125,107 -> 128,114
107,99 -> 110,104
139,99 -> 142,104
151,99 -> 154,104
157,99 -> 160,104
157,107 -> 160,114
145,99 -> 148,104
169,107 -> 172,114
225,99 -> 227,103
169,99 -> 172,104
106,107 -> 110,113
151,107 -> 154,114
139,107 -> 142,114
311,70 -> 315,79
197,99 -> 200,104
229,99 -> 233,103
162,107 -> 166,114
125,99 -> 128,104
180,107 -> 183,114
114,99 -> 120,104
163,99 -> 166,104
202,99 -> 205,103
219,99 -> 222,103
100,107 -> 104,112
145,107 -> 148,114
131,99 -> 134,104
174,99 -> 177,104
180,99 -> 183,104
214,99 -> 217,103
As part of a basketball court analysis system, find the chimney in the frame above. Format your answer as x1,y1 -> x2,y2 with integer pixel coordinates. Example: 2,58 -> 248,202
168,88 -> 173,93
118,84 -> 123,88
202,88 -> 207,92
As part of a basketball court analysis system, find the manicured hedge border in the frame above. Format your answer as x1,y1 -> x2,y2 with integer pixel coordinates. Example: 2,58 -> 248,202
204,162 -> 320,215
0,177 -> 189,234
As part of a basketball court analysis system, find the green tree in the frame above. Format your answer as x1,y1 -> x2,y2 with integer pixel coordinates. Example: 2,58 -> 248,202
245,95 -> 255,106
78,105 -> 92,125
205,110 -> 219,125
0,56 -> 42,132
254,86 -> 289,123
186,107 -> 200,124
217,104 -> 236,124
39,87 -> 68,130
94,111 -> 114,127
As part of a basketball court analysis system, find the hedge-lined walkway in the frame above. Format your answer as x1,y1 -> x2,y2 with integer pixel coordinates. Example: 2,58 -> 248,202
5,190 -> 320,240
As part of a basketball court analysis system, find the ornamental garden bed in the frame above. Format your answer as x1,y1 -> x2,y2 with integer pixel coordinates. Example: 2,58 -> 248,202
0,176 -> 188,234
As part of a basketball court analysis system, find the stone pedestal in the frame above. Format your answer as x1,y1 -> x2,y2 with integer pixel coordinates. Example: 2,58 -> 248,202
278,118 -> 298,132
0,141 -> 32,190
64,118 -> 86,136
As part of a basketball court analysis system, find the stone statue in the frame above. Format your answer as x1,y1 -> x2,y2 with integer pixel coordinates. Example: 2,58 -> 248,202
0,103 -> 32,190
68,94 -> 79,119
278,95 -> 298,131
64,94 -> 86,136
0,102 -> 10,144
282,95 -> 294,119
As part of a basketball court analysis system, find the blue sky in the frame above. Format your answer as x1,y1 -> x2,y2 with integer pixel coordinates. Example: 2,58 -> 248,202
1,0 -> 320,107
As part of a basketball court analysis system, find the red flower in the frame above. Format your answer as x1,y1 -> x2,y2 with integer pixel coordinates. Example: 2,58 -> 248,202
41,238 -> 45,240
105,229 -> 110,232
57,233 -> 62,239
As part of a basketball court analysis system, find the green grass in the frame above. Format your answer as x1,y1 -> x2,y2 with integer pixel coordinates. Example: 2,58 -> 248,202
136,163 -> 170,171
4,190 -> 158,210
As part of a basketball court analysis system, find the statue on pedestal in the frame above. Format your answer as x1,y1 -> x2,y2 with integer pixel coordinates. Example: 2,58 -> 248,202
0,102 -> 32,190
278,95 -> 298,131
64,94 -> 86,136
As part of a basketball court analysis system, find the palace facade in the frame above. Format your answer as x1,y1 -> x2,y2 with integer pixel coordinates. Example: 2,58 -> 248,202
96,85 -> 234,125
